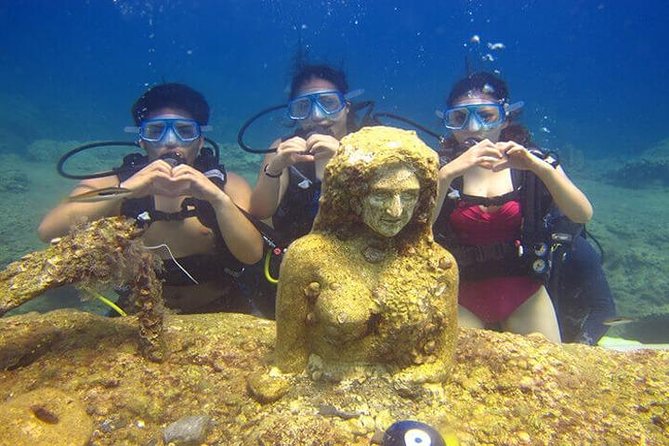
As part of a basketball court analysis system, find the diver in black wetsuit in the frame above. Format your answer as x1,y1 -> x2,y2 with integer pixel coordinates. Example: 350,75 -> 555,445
248,64 -> 363,245
234,64 -> 367,318
547,225 -> 616,344
39,83 -> 264,314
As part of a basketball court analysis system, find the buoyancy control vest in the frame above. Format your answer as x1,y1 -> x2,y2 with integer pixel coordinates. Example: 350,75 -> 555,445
116,149 -> 246,285
271,161 -> 322,245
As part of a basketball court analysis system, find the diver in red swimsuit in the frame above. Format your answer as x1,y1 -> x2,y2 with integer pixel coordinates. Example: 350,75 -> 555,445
433,72 -> 593,342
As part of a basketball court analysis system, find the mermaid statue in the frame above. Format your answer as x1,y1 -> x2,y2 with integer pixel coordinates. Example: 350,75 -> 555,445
274,126 -> 459,384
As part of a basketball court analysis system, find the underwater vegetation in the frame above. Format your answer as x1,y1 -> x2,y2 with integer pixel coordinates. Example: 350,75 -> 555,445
0,217 -> 166,361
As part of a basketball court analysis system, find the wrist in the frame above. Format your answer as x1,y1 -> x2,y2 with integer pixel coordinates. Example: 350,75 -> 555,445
439,165 -> 460,184
264,164 -> 283,178
210,189 -> 232,208
117,180 -> 136,199
531,157 -> 555,178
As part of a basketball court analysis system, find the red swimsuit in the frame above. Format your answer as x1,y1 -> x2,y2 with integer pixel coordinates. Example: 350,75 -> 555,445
449,200 -> 542,324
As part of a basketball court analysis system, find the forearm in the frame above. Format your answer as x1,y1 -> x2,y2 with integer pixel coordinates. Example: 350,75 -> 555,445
38,201 -> 121,242
212,193 -> 264,264
432,167 -> 459,224
274,252 -> 310,372
533,163 -> 593,224
249,171 -> 284,219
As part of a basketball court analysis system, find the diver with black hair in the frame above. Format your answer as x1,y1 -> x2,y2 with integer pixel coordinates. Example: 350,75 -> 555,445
232,63 -> 370,318
248,63 -> 365,245
420,71 -> 615,344
430,71 -> 597,343
39,82 -> 264,314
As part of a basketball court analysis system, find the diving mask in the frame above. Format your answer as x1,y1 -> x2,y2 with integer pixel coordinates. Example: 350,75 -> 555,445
436,101 -> 524,130
287,89 -> 363,120
125,118 -> 212,144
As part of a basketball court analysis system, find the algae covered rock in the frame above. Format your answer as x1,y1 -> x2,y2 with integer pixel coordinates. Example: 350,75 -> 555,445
0,310 -> 668,445
0,387 -> 93,446
604,137 -> 669,187
0,217 -> 166,361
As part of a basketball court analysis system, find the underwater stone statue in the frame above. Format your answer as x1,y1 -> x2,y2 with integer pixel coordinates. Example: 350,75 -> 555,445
0,217 -> 166,361
274,126 -> 458,384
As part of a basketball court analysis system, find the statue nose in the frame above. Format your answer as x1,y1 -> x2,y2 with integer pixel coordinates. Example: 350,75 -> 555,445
386,195 -> 403,217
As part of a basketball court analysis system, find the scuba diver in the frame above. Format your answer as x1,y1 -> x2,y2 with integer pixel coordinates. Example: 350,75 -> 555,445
247,63 -> 365,244
425,71 -> 614,343
374,70 -> 615,345
38,83 -> 265,315
236,63 -> 373,317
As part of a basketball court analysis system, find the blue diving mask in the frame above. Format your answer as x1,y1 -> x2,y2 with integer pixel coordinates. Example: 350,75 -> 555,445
124,118 -> 212,144
287,89 -> 363,120
436,101 -> 524,130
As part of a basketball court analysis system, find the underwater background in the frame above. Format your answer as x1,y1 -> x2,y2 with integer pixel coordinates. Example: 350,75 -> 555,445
0,0 -> 668,342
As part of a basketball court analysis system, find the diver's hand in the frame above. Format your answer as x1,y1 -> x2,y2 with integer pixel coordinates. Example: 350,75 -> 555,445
492,142 -> 541,172
306,133 -> 339,180
267,136 -> 314,173
169,164 -> 227,203
305,134 -> 339,161
120,159 -> 176,198
439,139 -> 504,181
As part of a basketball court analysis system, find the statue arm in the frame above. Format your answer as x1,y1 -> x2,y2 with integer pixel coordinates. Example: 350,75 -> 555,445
274,239 -> 314,373
395,254 -> 459,385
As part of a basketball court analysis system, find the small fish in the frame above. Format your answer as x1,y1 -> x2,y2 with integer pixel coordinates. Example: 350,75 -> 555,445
603,317 -> 638,326
67,187 -> 132,203
487,42 -> 506,50
317,404 -> 361,420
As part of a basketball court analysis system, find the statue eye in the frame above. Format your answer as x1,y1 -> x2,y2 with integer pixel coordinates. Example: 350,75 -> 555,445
404,428 -> 432,445
371,191 -> 390,201
401,191 -> 418,202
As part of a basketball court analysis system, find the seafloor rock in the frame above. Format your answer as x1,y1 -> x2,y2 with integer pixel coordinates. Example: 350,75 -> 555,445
0,217 -> 166,362
604,158 -> 669,187
0,387 -> 93,446
0,154 -> 31,193
604,137 -> 669,188
162,414 -> 212,445
25,139 -> 87,163
0,310 -> 667,445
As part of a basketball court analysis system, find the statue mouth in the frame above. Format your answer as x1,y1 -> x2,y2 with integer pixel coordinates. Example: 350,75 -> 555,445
381,218 -> 402,225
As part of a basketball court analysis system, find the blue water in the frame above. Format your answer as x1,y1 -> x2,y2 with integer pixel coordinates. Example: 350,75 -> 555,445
2,0 -> 668,154
1,1 -> 668,341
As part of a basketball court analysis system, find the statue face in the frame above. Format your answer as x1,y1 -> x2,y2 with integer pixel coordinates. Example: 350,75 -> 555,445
361,166 -> 420,237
